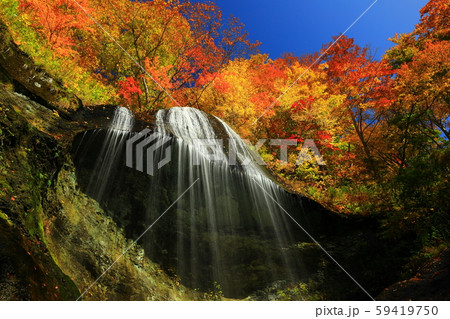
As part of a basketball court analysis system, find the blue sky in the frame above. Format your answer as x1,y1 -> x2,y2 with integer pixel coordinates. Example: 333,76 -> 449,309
211,0 -> 429,60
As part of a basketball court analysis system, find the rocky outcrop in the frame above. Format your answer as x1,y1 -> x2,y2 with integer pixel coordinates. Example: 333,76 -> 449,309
0,69 -> 200,300
0,86 -> 80,300
43,164 -> 199,300
0,20 -> 81,116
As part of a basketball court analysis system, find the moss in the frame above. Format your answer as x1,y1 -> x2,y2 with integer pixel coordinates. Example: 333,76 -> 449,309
271,280 -> 325,301
0,210 -> 13,227
0,94 -> 81,299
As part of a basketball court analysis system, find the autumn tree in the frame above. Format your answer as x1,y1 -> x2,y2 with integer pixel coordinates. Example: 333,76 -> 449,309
320,35 -> 394,179
381,0 -> 448,177
381,0 -> 449,242
10,0 -> 259,111
88,0 -> 259,111
18,0 -> 96,58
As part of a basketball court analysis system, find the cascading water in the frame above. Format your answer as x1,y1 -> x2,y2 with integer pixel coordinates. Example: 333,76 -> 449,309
110,106 -> 134,131
155,107 -> 266,177
73,106 -> 332,298
152,108 -> 300,291
76,106 -> 134,201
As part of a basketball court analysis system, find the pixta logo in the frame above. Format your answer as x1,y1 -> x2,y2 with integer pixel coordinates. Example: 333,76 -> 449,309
126,130 -> 325,176
126,129 -> 172,176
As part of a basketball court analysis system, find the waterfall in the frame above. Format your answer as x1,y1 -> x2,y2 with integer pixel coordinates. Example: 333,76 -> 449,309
155,107 -> 267,177
151,107 -> 305,296
81,106 -> 134,201
110,106 -> 134,131
73,106 -> 318,298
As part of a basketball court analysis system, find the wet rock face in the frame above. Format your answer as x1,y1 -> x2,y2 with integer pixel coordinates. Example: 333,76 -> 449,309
0,20 -> 81,114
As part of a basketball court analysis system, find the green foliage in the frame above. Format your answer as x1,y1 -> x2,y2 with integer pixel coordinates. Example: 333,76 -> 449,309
203,281 -> 224,300
385,33 -> 419,69
275,281 -> 323,301
387,147 -> 450,245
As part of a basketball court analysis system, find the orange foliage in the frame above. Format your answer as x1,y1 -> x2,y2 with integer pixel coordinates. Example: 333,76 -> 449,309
19,0 -> 95,56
